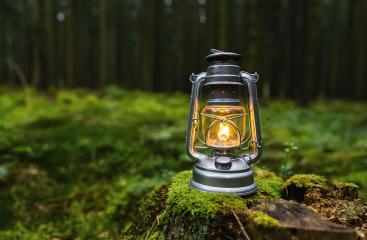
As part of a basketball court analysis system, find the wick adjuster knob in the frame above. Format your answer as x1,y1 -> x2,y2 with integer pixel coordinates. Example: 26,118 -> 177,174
215,156 -> 232,170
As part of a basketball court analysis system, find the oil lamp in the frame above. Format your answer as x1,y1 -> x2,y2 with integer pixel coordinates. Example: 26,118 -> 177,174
186,49 -> 263,196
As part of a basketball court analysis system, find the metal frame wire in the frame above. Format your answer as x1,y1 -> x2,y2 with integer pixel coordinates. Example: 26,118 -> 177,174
201,113 -> 244,143
193,100 -> 254,152
186,71 -> 263,165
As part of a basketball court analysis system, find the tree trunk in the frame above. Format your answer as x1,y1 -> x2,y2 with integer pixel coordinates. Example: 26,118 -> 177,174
294,0 -> 308,104
354,0 -> 367,100
99,0 -> 108,86
66,0 -> 76,87
0,7 -> 5,82
139,0 -> 156,91
46,0 -> 57,88
32,0 -> 47,88
278,0 -> 291,98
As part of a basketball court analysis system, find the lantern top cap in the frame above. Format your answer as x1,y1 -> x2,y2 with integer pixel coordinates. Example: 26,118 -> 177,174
204,49 -> 242,85
205,49 -> 242,62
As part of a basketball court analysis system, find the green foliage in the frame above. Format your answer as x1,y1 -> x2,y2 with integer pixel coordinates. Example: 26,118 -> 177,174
261,101 -> 367,179
148,231 -> 165,240
0,223 -> 62,240
135,183 -> 169,232
0,88 -> 366,238
0,89 -> 188,239
0,164 -> 9,181
106,175 -> 171,237
279,142 -> 299,177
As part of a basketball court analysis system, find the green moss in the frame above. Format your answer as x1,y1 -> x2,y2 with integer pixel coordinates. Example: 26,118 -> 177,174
254,167 -> 283,200
160,170 -> 285,240
122,183 -> 168,237
283,174 -> 327,189
137,184 -> 168,229
147,230 -> 164,240
166,171 -> 247,218
339,171 -> 367,200
339,182 -> 359,189
166,168 -> 284,219
249,210 -> 279,228
338,182 -> 359,198
117,169 -> 285,239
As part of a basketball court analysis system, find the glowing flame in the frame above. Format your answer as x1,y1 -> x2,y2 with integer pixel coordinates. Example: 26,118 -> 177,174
218,122 -> 230,140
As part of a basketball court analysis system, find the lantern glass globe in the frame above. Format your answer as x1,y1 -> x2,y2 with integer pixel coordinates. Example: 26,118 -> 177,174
201,105 -> 246,149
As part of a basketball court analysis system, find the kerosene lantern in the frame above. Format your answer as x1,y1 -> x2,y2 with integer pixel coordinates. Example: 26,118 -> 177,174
186,49 -> 263,196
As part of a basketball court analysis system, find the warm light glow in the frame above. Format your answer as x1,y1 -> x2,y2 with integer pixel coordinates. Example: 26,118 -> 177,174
201,105 -> 246,148
218,122 -> 230,141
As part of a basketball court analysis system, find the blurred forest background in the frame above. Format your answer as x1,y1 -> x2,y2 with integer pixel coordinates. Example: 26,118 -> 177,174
0,0 -> 366,239
1,0 -> 367,100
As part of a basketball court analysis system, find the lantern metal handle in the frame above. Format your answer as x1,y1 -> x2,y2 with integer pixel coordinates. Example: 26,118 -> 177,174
186,72 -> 207,162
240,71 -> 263,164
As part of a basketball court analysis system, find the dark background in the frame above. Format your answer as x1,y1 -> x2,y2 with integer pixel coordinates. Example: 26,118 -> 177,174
1,0 -> 367,101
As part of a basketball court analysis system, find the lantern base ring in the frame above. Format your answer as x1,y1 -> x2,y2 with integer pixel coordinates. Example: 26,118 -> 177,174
190,165 -> 257,196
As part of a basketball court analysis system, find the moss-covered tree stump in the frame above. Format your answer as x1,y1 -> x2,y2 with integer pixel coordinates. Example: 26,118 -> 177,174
123,169 -> 367,240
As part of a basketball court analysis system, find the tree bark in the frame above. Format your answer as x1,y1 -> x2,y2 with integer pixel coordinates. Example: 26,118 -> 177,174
99,0 -> 108,86
354,0 -> 367,100
46,0 -> 57,88
32,0 -> 47,88
66,0 -> 76,87
139,0 -> 156,91
0,6 -> 5,82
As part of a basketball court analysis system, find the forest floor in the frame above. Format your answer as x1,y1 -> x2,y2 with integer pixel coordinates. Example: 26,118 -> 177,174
0,87 -> 366,239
